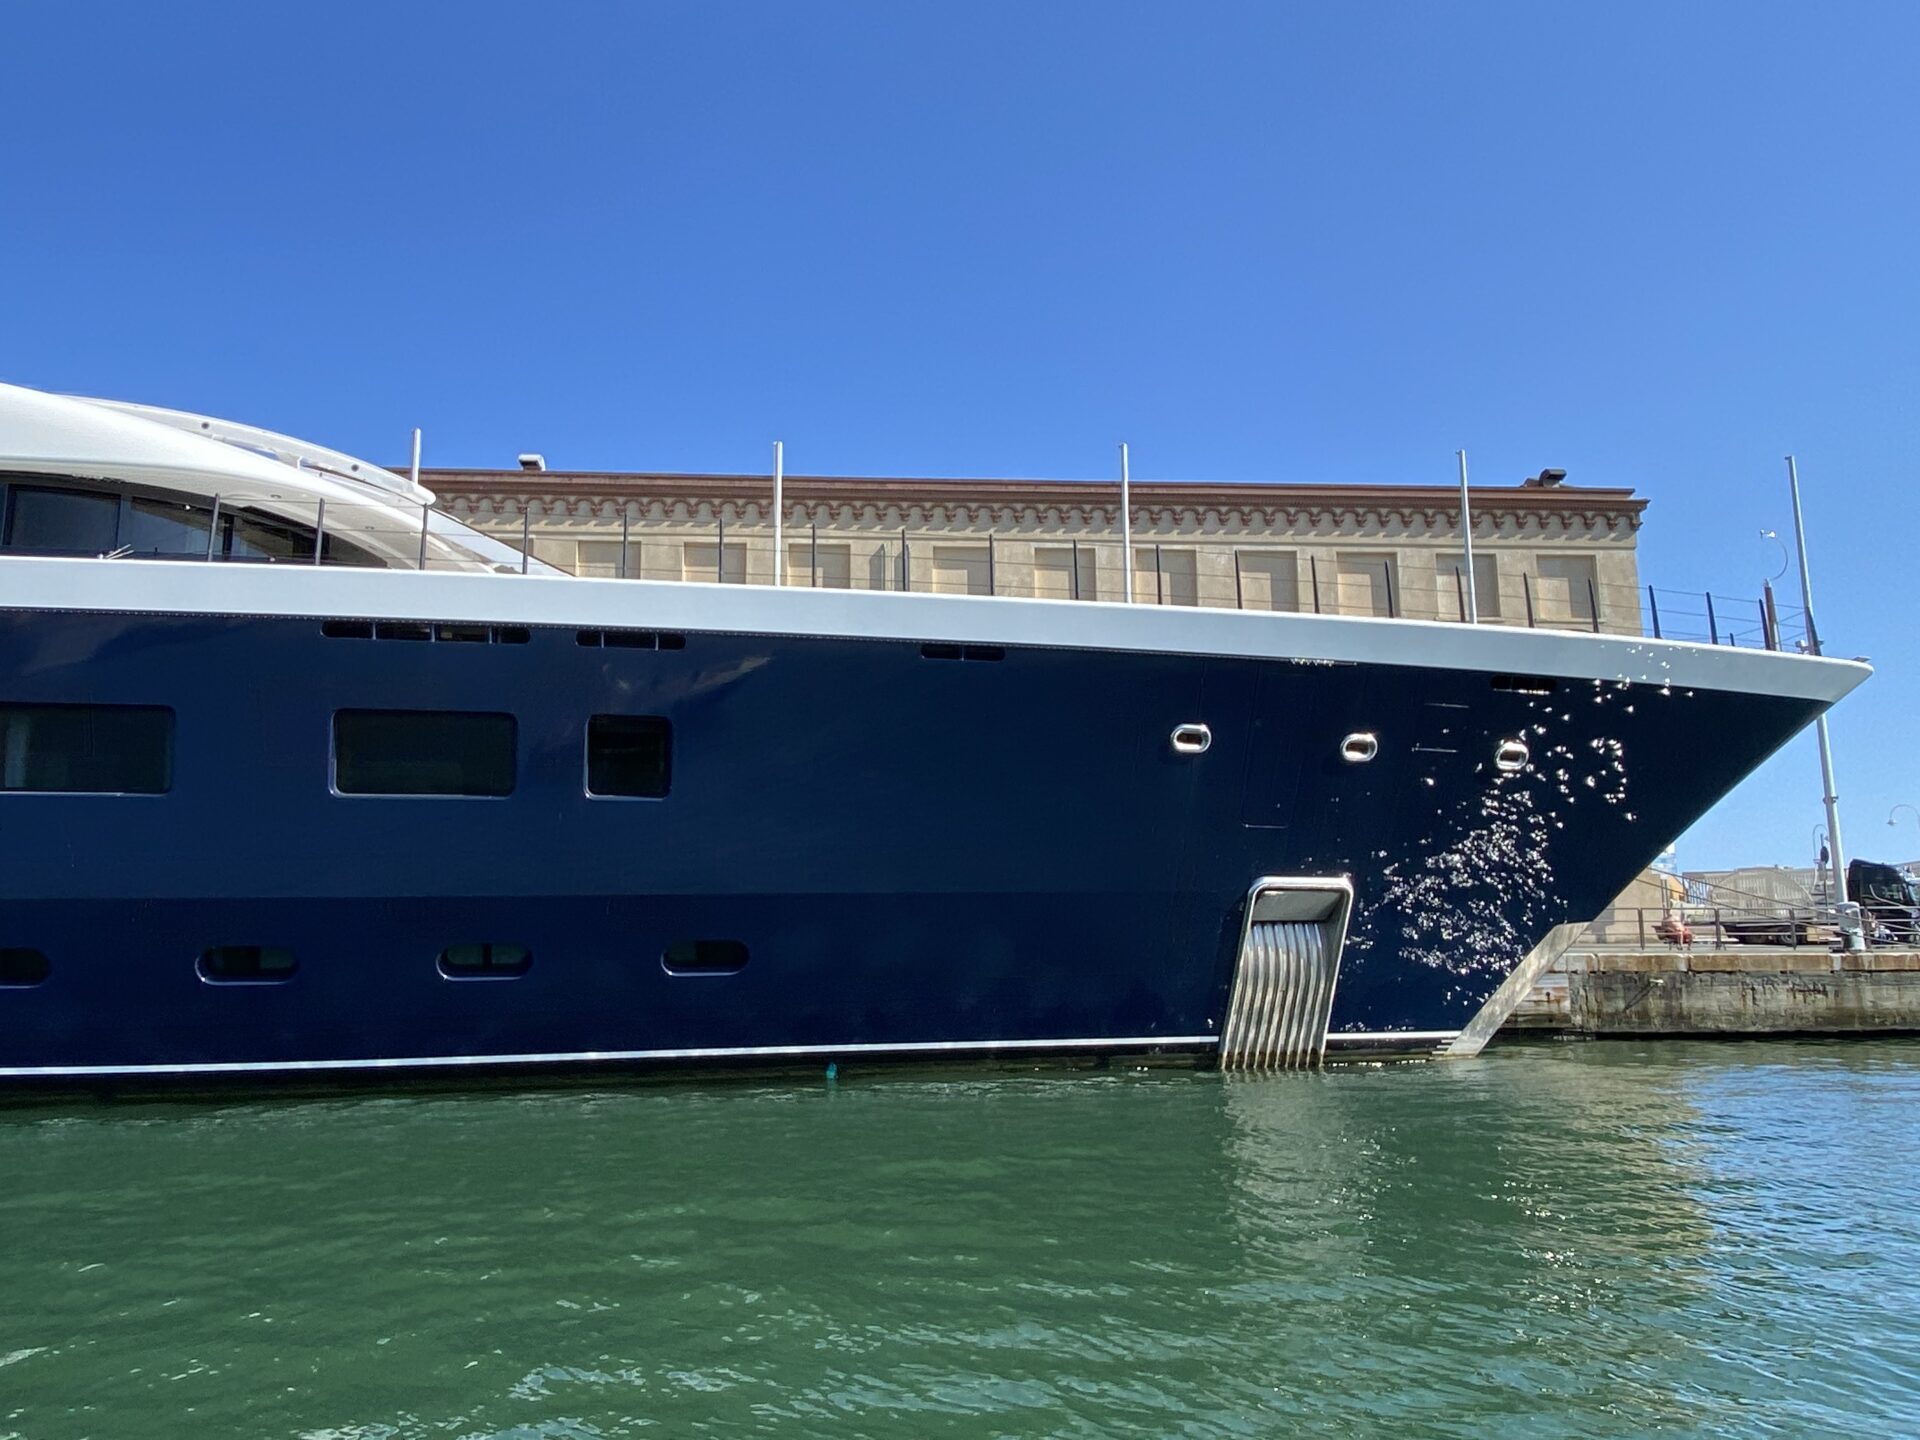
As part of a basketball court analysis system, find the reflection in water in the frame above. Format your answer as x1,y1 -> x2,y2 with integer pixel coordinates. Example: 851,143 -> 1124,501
1,1042 -> 1918,1438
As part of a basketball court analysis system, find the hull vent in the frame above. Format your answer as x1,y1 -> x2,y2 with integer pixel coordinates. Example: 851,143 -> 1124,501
1219,879 -> 1353,1070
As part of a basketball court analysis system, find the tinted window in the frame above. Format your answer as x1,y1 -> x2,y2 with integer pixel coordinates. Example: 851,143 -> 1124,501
334,710 -> 515,796
124,497 -> 213,556
4,487 -> 118,552
437,944 -> 533,979
0,948 -> 51,987
198,946 -> 297,983
662,940 -> 748,975
0,704 -> 173,794
587,715 -> 671,798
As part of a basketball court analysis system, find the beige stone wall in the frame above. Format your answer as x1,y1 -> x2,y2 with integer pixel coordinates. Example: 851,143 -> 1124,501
441,482 -> 1645,637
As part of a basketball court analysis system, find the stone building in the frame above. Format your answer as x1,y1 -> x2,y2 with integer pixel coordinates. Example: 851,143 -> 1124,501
425,466 -> 1648,635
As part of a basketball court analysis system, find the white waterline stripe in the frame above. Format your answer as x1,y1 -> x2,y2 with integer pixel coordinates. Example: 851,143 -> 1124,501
0,1034 -> 1223,1079
0,556 -> 1868,705
1324,1030 -> 1460,1044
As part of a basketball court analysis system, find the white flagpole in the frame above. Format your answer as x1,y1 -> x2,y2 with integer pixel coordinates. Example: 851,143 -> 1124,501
1456,449 -> 1479,622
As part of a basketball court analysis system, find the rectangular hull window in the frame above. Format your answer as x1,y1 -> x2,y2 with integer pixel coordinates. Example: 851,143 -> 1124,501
199,946 -> 297,983
334,710 -> 516,796
0,948 -> 51,987
438,944 -> 532,979
0,704 -> 173,794
663,940 -> 748,975
587,715 -> 671,798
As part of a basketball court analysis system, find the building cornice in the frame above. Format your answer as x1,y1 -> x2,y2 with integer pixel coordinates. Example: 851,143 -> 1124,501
422,469 -> 1645,539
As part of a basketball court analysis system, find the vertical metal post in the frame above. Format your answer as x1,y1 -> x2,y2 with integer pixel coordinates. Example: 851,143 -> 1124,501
1522,572 -> 1535,627
811,522 -> 819,587
409,428 -> 422,493
900,526 -> 909,591
717,513 -> 726,582
620,508 -> 630,578
1787,454 -> 1859,950
1154,543 -> 1164,605
1233,551 -> 1245,610
1454,566 -> 1466,622
312,499 -> 326,565
772,441 -> 785,587
1762,580 -> 1780,650
1586,577 -> 1600,634
1070,538 -> 1081,600
1383,559 -> 1396,618
1119,443 -> 1134,602
1637,908 -> 1646,950
987,533 -> 996,596
1309,555 -> 1321,614
1647,585 -> 1662,639
1706,592 -> 1718,645
206,496 -> 222,561
1456,449 -> 1479,622
418,502 -> 430,571
519,508 -> 530,575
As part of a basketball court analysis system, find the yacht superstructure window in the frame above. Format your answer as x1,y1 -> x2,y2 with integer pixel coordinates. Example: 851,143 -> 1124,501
333,710 -> 516,797
124,497 -> 214,556
586,715 -> 671,798
3,486 -> 118,553
0,703 -> 174,794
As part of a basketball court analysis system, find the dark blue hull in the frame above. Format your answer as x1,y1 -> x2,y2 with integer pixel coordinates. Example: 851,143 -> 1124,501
0,608 -> 1823,1077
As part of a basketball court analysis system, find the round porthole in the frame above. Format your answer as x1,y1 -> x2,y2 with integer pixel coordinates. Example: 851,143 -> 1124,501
1340,732 -> 1379,764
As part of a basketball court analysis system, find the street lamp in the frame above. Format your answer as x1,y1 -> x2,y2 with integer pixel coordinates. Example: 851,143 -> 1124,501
1890,804 -> 1920,832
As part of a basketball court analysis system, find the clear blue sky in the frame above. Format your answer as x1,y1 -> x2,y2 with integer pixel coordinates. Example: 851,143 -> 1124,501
3,3 -> 1914,870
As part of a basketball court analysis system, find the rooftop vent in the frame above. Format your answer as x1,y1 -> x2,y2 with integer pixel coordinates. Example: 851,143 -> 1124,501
518,453 -> 547,473
1522,468 -> 1567,488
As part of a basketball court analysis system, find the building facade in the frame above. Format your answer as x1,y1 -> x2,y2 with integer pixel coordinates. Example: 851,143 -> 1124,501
426,468 -> 1648,635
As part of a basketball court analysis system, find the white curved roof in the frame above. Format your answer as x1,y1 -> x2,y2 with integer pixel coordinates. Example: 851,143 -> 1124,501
0,381 -> 558,575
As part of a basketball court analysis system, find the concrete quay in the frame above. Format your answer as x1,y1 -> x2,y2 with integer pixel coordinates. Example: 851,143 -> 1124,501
1504,949 -> 1920,1038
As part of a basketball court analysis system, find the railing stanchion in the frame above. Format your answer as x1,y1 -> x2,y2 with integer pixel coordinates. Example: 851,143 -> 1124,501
519,508 -> 530,575
1455,566 -> 1467,622
717,514 -> 726,582
1310,555 -> 1321,614
418,502 -> 430,571
811,522 -> 819,587
1383,559 -> 1396,619
620,508 -> 630,578
1234,550 -> 1244,610
1154,544 -> 1164,605
1070,538 -> 1081,600
1706,591 -> 1718,645
1638,909 -> 1646,950
901,526 -> 909,591
1647,585 -> 1661,639
987,533 -> 996,597
206,495 -> 222,562
312,499 -> 325,565
1587,576 -> 1600,633
1522,573 -> 1535,628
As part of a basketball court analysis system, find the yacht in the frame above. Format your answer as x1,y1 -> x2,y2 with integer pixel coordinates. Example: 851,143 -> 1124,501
0,382 -> 1869,1081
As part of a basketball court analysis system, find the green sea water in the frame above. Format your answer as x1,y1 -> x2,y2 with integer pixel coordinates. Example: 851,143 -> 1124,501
3,1040 -> 1918,1439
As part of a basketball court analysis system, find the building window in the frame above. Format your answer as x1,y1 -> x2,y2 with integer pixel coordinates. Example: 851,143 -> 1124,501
683,541 -> 747,584
786,542 -> 852,588
1033,545 -> 1098,601
1334,552 -> 1399,617
333,710 -> 516,797
1535,555 -> 1599,625
0,703 -> 173,794
1134,547 -> 1199,606
438,944 -> 533,979
1436,552 -> 1501,620
0,948 -> 51,987
587,715 -> 672,798
198,946 -> 297,983
1236,552 -> 1300,612
662,939 -> 748,975
930,545 -> 993,595
3,486 -> 119,553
